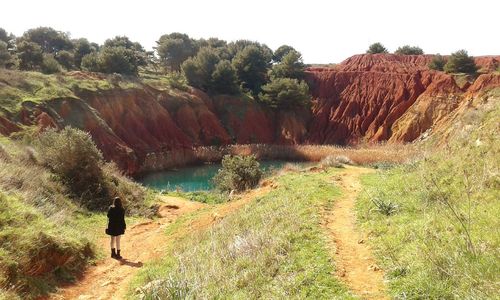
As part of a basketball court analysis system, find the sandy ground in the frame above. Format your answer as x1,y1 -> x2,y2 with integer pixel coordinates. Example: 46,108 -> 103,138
51,186 -> 270,300
51,167 -> 387,299
323,166 -> 388,299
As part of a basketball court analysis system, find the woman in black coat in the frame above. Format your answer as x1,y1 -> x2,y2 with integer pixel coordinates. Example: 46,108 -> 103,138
106,197 -> 126,259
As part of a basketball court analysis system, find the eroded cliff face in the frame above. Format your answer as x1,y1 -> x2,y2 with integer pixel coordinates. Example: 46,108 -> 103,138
305,54 -> 500,144
2,54 -> 499,173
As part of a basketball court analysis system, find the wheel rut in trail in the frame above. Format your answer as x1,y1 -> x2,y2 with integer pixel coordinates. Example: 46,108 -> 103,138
324,166 -> 388,300
50,186 -> 270,300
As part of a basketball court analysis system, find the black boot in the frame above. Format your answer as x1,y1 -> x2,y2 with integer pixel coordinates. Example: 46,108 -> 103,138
111,248 -> 117,258
116,249 -> 122,259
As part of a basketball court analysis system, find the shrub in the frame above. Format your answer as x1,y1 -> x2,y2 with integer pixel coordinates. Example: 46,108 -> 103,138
444,50 -> 477,74
366,42 -> 388,54
259,77 -> 310,109
16,40 -> 44,70
40,54 -> 62,74
55,50 -> 75,70
0,41 -> 12,68
35,127 -> 108,209
371,197 -> 398,216
335,155 -> 354,165
394,45 -> 424,55
81,52 -> 100,72
428,54 -> 446,71
213,155 -> 262,192
319,155 -> 344,168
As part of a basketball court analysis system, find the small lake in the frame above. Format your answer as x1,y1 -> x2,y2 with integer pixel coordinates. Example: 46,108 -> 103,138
138,160 -> 302,192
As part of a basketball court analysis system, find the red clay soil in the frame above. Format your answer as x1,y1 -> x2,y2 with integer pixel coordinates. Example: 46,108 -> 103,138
323,166 -> 388,299
2,54 -> 499,174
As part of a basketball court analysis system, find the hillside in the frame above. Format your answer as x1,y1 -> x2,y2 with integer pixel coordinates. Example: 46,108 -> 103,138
1,54 -> 499,175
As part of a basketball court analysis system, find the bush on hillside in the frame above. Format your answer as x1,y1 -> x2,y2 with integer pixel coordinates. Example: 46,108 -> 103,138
35,127 -> 108,209
156,32 -> 198,72
366,42 -> 388,54
269,50 -> 305,80
428,54 -> 446,71
213,155 -> 262,192
182,47 -> 240,95
444,49 -> 477,74
0,41 -> 12,68
55,50 -> 75,70
16,40 -> 44,70
259,77 -> 310,109
394,45 -> 424,55
40,54 -> 62,74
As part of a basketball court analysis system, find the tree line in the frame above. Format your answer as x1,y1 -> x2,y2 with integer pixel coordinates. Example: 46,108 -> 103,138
0,27 -> 482,109
0,27 -> 310,109
366,42 -> 479,74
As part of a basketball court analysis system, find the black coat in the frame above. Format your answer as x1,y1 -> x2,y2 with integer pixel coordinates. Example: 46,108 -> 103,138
106,206 -> 126,236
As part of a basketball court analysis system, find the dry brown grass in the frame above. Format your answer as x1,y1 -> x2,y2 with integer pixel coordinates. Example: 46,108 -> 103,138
140,143 -> 417,173
208,143 -> 414,164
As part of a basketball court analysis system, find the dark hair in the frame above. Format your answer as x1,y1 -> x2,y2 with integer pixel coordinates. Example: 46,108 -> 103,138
113,197 -> 123,209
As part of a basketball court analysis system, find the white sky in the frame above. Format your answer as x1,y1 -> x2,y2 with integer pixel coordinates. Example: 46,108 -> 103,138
2,0 -> 499,63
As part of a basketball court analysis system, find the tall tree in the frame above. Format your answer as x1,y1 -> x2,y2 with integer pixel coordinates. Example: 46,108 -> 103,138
156,33 -> 197,72
269,50 -> 305,80
273,45 -> 297,62
211,60 -> 240,95
20,27 -> 73,53
0,41 -> 12,68
73,38 -> 97,68
232,45 -> 272,95
444,50 -> 477,74
17,40 -> 44,70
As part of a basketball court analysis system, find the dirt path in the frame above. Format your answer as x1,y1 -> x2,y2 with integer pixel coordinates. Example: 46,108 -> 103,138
52,186 -> 270,300
324,166 -> 388,300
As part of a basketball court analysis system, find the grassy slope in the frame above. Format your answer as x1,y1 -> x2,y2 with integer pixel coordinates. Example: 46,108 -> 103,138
356,96 -> 499,298
0,69 -> 188,117
131,168 -> 354,299
0,137 -> 150,299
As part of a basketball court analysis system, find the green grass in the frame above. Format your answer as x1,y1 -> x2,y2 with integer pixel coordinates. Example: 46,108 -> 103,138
0,134 -> 152,299
355,99 -> 500,299
0,192 -> 95,299
163,190 -> 229,204
0,69 -> 140,115
130,169 -> 354,299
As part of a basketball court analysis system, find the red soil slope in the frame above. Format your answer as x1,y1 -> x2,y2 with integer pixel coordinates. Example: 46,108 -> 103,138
1,54 -> 499,173
305,54 -> 500,144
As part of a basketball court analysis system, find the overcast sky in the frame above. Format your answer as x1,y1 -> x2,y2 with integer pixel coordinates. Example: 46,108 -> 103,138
2,0 -> 499,63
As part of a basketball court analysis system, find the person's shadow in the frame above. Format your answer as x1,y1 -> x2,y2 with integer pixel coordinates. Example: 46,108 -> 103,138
118,258 -> 143,268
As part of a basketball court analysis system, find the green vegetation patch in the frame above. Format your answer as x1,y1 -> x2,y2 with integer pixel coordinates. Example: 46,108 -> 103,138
0,69 -> 140,116
0,192 -> 95,299
356,101 -> 500,299
131,169 -> 354,299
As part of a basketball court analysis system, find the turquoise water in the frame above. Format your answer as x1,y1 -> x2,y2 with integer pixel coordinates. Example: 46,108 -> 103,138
138,160 -> 297,192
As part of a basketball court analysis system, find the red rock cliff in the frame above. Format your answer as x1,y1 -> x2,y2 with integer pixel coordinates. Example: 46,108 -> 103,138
305,54 -> 500,144
2,54 -> 499,173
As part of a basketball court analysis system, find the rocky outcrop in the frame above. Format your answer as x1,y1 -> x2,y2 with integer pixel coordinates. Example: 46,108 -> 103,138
1,54 -> 499,173
305,54 -> 500,145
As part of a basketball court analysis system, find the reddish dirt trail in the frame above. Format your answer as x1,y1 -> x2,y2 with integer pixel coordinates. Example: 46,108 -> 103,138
324,166 -> 388,300
51,186 -> 270,300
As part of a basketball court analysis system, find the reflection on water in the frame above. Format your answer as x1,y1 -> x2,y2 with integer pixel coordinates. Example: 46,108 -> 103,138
138,160 -> 298,192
